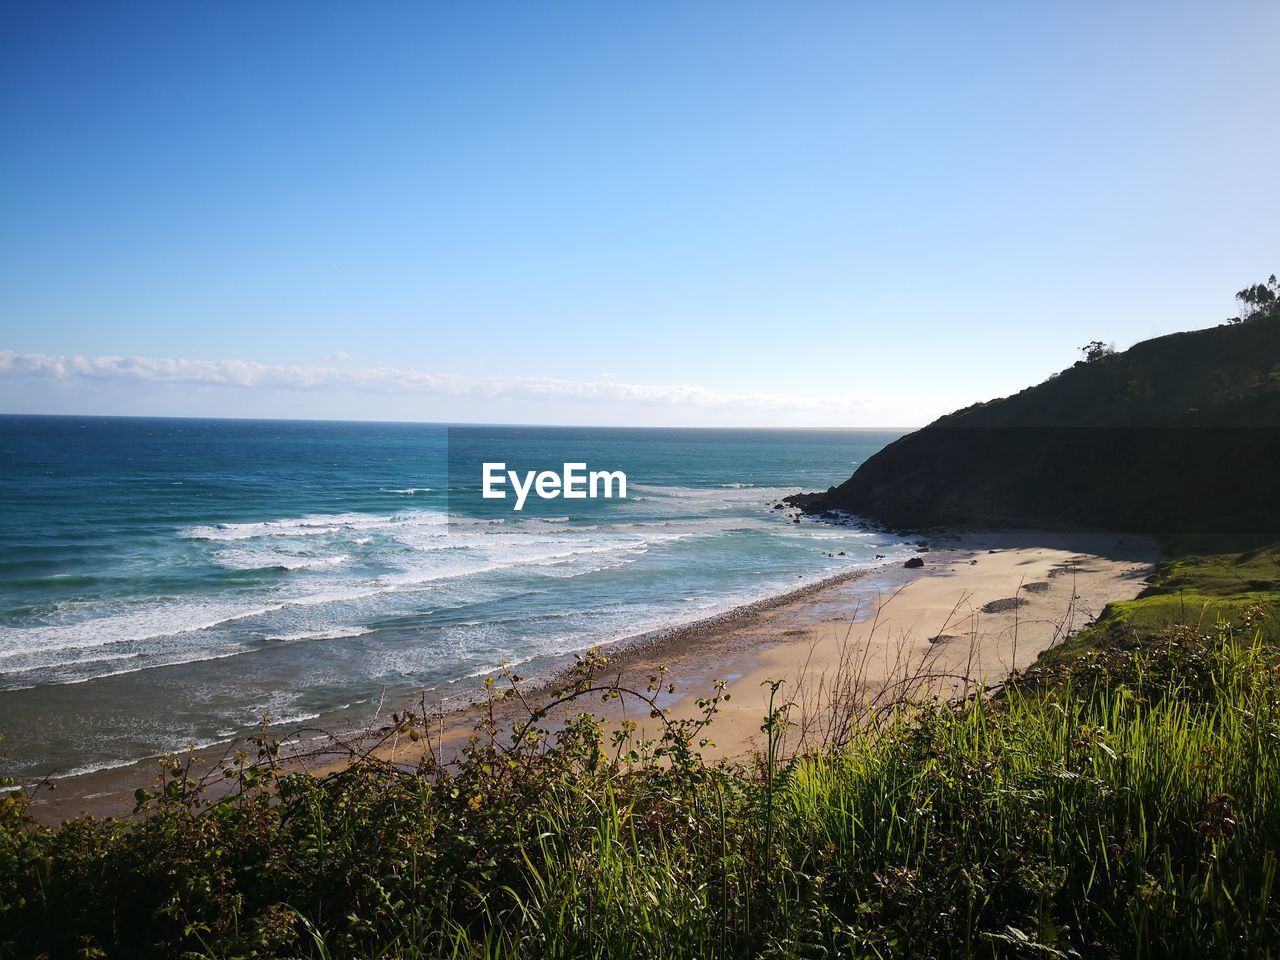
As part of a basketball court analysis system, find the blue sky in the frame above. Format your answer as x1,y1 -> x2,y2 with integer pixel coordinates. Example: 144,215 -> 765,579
1,1 -> 1277,426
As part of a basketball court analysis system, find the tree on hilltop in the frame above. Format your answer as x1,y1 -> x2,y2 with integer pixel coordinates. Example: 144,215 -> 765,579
1232,273 -> 1278,322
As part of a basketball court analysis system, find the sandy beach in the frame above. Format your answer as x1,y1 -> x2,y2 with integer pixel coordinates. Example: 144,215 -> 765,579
26,529 -> 1156,825
366,528 -> 1157,768
613,529 -> 1157,760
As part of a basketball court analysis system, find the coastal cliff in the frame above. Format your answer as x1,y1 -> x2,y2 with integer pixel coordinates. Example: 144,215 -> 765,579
791,310 -> 1280,535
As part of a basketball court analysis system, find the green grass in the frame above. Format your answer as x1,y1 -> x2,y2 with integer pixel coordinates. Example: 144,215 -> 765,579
3,624 -> 1280,959
1041,542 -> 1280,667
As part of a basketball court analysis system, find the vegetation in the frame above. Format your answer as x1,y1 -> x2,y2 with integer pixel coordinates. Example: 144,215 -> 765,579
1043,542 -> 1280,665
2,605 -> 1279,958
1231,275 -> 1279,324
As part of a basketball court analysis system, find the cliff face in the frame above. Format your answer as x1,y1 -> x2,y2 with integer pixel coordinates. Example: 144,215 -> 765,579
796,315 -> 1280,536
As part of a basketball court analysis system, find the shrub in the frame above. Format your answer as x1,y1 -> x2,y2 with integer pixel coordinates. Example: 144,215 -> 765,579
2,628 -> 1279,958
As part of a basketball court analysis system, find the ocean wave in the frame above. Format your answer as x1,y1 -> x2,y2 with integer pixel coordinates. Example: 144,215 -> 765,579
4,495 -> 910,695
214,549 -> 351,572
623,483 -> 797,515
260,710 -> 321,726
0,532 -> 671,670
181,510 -> 447,541
0,598 -> 289,661
264,626 -> 373,643
0,618 -> 386,689
50,730 -> 248,782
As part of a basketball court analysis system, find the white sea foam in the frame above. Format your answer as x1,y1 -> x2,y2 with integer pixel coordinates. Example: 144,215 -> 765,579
264,626 -> 373,643
4,491 -> 908,699
214,549 -> 351,571
181,510 -> 448,541
50,732 -> 247,781
261,710 -> 321,726
0,532 -> 657,673
0,598 -> 288,660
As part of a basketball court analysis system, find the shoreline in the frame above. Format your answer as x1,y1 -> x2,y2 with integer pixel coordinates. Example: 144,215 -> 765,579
24,528 -> 1157,824
19,560 -> 895,823
391,527 -> 1156,767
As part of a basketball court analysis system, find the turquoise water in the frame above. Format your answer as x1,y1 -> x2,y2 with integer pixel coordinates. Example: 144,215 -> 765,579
0,416 -> 909,780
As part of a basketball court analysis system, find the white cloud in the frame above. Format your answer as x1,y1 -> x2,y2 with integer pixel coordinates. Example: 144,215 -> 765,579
2,353 -> 870,409
0,349 -> 898,417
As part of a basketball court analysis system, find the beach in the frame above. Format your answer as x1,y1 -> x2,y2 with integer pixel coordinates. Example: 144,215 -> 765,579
27,529 -> 1156,824
349,528 -> 1156,770
606,529 -> 1156,760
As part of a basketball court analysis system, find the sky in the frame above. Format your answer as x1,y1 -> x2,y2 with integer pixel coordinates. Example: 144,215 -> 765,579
1,1 -> 1277,428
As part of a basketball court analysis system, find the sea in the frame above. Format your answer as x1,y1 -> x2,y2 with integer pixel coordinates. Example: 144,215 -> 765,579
0,416 -> 910,781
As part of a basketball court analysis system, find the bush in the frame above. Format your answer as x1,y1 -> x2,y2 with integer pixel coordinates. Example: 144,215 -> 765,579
2,628 -> 1279,958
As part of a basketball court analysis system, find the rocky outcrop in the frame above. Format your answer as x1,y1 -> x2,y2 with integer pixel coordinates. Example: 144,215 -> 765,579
790,314 -> 1280,536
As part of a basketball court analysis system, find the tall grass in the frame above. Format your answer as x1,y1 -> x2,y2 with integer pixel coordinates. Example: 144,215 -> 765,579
3,624 -> 1279,958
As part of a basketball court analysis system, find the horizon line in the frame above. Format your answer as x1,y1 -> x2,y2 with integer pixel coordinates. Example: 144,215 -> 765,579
0,411 -> 922,432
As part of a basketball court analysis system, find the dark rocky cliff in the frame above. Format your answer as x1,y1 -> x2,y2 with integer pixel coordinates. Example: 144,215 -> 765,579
791,314 -> 1280,536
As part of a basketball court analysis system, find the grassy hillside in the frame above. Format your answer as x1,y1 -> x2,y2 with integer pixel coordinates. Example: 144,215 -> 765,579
793,308 -> 1280,536
1041,541 -> 1280,666
4,624 -> 1280,959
